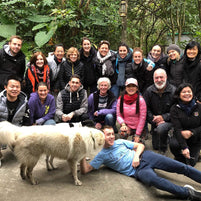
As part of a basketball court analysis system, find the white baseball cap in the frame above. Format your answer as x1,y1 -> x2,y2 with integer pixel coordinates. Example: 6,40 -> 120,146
125,78 -> 138,87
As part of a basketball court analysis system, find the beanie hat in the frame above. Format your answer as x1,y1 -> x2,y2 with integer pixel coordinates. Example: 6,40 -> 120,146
167,44 -> 181,54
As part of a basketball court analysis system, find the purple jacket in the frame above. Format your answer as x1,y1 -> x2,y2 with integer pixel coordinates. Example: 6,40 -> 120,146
88,90 -> 117,122
28,92 -> 56,124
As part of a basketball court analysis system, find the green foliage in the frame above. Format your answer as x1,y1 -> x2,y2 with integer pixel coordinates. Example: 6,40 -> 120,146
27,15 -> 54,23
0,0 -> 200,56
0,40 -> 7,49
32,23 -> 47,31
0,24 -> 16,38
34,23 -> 58,47
194,31 -> 201,44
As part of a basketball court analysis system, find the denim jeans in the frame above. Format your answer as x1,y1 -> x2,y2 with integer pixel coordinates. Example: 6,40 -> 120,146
104,114 -> 116,127
134,150 -> 201,198
110,84 -> 120,99
43,119 -> 56,125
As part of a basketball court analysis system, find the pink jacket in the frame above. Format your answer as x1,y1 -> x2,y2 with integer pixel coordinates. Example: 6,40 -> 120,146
116,95 -> 147,136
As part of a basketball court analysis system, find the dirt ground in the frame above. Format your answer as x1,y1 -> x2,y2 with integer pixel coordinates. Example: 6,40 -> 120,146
0,134 -> 201,201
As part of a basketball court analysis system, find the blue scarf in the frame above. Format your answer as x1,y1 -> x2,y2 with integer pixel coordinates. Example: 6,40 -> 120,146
178,99 -> 196,116
116,49 -> 132,87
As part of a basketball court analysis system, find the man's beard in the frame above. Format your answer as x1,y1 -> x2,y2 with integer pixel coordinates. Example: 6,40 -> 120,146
154,81 -> 166,90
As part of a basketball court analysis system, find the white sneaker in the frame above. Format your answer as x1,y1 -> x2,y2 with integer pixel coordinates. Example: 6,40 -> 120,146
184,185 -> 195,191
86,157 -> 90,161
184,184 -> 201,200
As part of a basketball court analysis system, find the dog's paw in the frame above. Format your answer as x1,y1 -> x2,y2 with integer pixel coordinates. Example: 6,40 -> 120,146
47,166 -> 57,171
31,179 -> 39,185
75,179 -> 82,186
52,167 -> 58,171
20,172 -> 26,180
20,174 -> 26,180
47,168 -> 52,171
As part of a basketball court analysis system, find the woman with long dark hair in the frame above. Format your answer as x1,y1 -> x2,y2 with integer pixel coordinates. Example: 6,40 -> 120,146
170,83 -> 201,166
116,78 -> 147,142
28,82 -> 56,125
114,42 -> 133,97
47,44 -> 65,95
79,37 -> 97,94
183,41 -> 201,101
25,51 -> 51,97
147,44 -> 167,70
95,40 -> 117,96
126,47 -> 154,94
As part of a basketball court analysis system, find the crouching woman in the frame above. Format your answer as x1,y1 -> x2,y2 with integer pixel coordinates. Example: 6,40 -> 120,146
170,83 -> 201,166
28,82 -> 56,125
116,78 -> 147,142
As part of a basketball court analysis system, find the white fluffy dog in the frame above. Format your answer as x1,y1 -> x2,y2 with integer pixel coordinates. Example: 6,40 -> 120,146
46,121 -> 95,170
45,122 -> 85,171
0,120 -> 95,169
12,123 -> 104,186
0,121 -> 17,167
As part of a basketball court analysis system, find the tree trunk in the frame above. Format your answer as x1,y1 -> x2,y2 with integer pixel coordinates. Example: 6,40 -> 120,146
198,0 -> 201,24
170,0 -> 175,43
121,16 -> 127,43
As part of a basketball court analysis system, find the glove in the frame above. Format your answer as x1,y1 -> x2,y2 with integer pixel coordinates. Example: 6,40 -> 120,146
144,58 -> 155,68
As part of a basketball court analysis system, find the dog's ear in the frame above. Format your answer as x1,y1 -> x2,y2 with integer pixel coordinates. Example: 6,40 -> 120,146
91,130 -> 105,149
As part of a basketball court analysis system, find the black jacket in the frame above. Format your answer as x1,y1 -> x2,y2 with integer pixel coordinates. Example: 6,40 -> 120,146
166,57 -> 184,87
79,46 -> 97,88
95,51 -> 117,85
144,83 -> 176,126
0,44 -> 25,91
170,102 -> 201,149
58,60 -> 84,90
183,56 -> 201,101
147,52 -> 168,70
126,60 -> 154,94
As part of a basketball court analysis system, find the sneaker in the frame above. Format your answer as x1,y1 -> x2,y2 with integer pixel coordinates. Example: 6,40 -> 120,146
86,157 -> 90,161
184,184 -> 201,200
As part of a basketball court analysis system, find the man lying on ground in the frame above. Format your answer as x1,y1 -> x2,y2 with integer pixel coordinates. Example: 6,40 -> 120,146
81,125 -> 201,201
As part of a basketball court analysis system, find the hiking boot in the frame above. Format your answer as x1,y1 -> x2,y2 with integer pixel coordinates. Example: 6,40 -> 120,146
184,184 -> 201,200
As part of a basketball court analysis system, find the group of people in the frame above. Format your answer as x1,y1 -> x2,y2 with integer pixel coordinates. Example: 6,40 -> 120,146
1,35 -> 201,200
